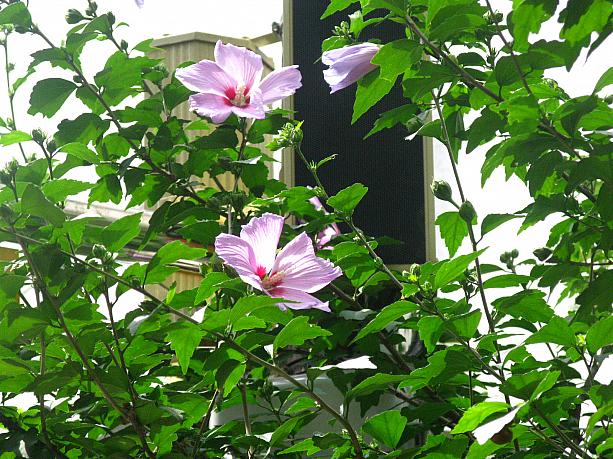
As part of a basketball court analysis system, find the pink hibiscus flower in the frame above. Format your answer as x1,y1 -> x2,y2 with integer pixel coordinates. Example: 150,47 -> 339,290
309,196 -> 341,249
175,41 -> 302,123
135,0 -> 144,7
322,43 -> 380,93
214,214 -> 342,311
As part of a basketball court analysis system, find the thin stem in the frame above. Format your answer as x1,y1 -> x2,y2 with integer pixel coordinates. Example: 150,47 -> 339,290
227,118 -> 248,234
2,33 -> 28,162
533,403 -> 589,458
239,381 -> 254,459
192,390 -> 219,459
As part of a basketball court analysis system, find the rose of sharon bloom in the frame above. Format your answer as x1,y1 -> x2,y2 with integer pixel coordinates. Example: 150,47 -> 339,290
135,0 -> 144,7
322,42 -> 380,93
175,41 -> 302,123
309,196 -> 340,249
215,213 -> 341,311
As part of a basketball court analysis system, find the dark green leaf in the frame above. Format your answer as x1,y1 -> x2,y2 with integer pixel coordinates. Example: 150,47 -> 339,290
0,2 -> 32,28
353,68 -> 396,123
481,213 -> 521,236
436,212 -> 468,257
321,0 -> 358,18
434,249 -> 486,289
166,322 -> 203,374
100,213 -> 142,252
327,183 -> 368,214
525,316 -> 575,347
273,316 -> 331,353
586,316 -> 613,354
417,315 -> 444,353
28,78 -> 77,118
21,184 -> 65,226
352,300 -> 418,343
348,373 -> 409,400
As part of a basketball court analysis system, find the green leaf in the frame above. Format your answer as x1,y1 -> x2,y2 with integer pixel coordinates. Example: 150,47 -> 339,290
21,184 -> 66,226
434,249 -> 486,290
321,0 -> 358,18
216,360 -> 246,396
448,309 -> 482,339
417,315 -> 444,353
559,0 -> 610,46
525,316 -> 576,347
195,272 -> 232,305
100,213 -> 142,252
451,401 -> 509,434
400,347 -> 477,391
530,370 -> 560,401
147,240 -> 206,279
365,104 -> 419,139
59,142 -> 100,164
593,67 -> 613,93
586,316 -> 613,354
177,221 -> 221,246
0,2 -> 32,28
28,78 -> 77,117
362,410 -> 407,449
483,274 -> 532,289
436,212 -> 468,257
41,179 -> 93,202
348,373 -> 409,400
352,300 -> 418,343
509,0 -> 557,51
353,68 -> 395,123
273,316 -> 331,353
0,274 -> 27,301
0,130 -> 32,146
481,213 -> 521,236
493,290 -> 554,322
327,183 -> 368,214
371,39 -> 422,80
166,322 -> 203,374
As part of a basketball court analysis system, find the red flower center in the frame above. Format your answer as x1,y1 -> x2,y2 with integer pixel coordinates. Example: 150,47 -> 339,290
226,84 -> 250,107
255,265 -> 267,279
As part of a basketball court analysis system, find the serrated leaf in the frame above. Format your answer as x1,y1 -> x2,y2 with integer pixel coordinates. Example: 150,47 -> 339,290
327,183 -> 368,214
362,410 -> 407,448
28,78 -> 77,117
352,68 -> 395,123
352,300 -> 418,343
273,316 -> 331,353
59,142 -> 100,164
436,212 -> 468,257
100,213 -> 142,252
434,249 -> 486,290
146,240 -> 206,279
347,373 -> 409,400
586,316 -> 613,353
451,402 -> 509,434
417,315 -> 444,353
41,179 -> 93,203
21,184 -> 66,226
525,316 -> 575,347
166,322 -> 203,374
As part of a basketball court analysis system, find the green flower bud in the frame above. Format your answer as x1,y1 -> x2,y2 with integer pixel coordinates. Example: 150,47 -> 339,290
459,201 -> 477,224
31,128 -> 46,144
65,9 -> 85,24
431,180 -> 453,202
267,122 -> 303,151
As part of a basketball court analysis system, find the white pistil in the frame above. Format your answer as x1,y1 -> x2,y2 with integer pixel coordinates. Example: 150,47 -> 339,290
231,84 -> 248,107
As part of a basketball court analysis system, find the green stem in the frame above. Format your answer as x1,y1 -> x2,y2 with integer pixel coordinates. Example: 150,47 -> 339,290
2,33 -> 28,162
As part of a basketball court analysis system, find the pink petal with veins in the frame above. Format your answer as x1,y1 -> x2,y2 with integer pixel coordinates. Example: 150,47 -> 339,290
214,233 -> 262,291
214,40 -> 263,90
239,213 -> 285,274
259,66 -> 302,104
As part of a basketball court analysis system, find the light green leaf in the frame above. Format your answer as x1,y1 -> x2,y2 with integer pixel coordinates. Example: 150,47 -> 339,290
434,249 -> 486,290
215,359 -> 246,397
166,322 -> 203,374
451,402 -> 509,434
347,373 -> 409,400
352,300 -> 418,343
448,309 -> 482,339
41,179 -> 93,202
147,240 -> 206,279
21,184 -> 66,226
353,68 -> 396,123
321,0 -> 358,18
436,211 -> 468,257
525,316 -> 576,347
100,213 -> 142,252
417,315 -> 444,353
327,183 -> 368,214
59,142 -> 100,164
594,67 -> 613,93
273,316 -> 331,353
362,410 -> 407,448
586,316 -> 613,354
509,0 -> 557,51
481,213 -> 521,236
28,78 -> 77,118
0,130 -> 32,146
483,274 -> 532,289
0,2 -> 32,27
195,272 -> 231,305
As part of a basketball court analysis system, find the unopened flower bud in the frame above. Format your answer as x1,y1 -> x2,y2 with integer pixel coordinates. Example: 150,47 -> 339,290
31,128 -> 46,144
431,180 -> 453,202
459,201 -> 476,224
65,9 -> 85,24
267,122 -> 303,151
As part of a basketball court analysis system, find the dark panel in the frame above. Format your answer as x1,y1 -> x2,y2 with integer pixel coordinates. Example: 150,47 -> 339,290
289,0 -> 426,264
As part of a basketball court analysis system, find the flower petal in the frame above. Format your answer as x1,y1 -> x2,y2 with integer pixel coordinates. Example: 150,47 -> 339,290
269,286 -> 331,312
175,60 -> 235,96
214,40 -> 263,90
188,93 -> 233,124
259,66 -> 302,105
240,213 -> 285,274
214,233 -> 262,291
322,43 -> 379,93
272,232 -> 342,293
230,87 -> 266,120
